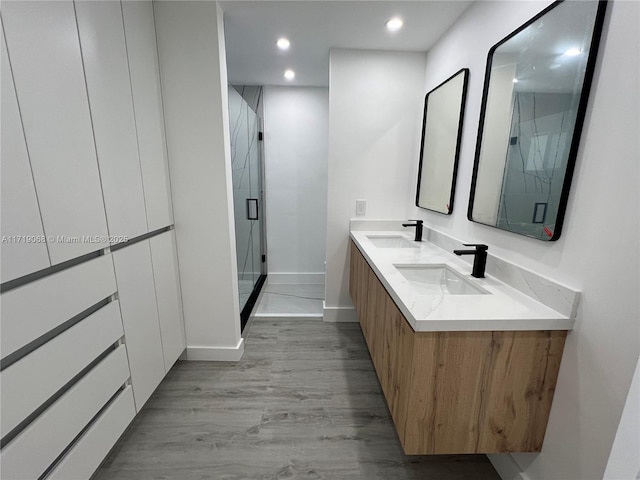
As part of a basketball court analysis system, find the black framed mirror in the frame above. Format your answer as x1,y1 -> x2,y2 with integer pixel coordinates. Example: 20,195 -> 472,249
416,68 -> 469,214
468,0 -> 607,240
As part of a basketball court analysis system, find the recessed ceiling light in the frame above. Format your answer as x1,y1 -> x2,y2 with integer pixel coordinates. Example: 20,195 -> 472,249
386,17 -> 403,32
284,69 -> 295,80
276,38 -> 290,50
564,47 -> 582,57
512,78 -> 519,83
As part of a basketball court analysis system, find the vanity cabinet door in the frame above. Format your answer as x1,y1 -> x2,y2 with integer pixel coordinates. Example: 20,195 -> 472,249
366,269 -> 386,372
350,242 -> 371,336
2,1 -> 109,264
112,241 -> 165,411
350,242 -> 413,438
75,1 -> 149,241
363,269 -> 377,350
0,28 -> 50,282
382,298 -> 414,444
348,243 -> 359,313
122,1 -> 174,231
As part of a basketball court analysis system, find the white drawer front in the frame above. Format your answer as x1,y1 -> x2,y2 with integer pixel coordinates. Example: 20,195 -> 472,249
0,254 -> 117,359
1,301 -> 124,438
47,386 -> 136,480
0,345 -> 129,480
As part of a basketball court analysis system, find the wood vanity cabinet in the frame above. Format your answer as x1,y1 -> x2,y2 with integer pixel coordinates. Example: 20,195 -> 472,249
349,241 -> 567,454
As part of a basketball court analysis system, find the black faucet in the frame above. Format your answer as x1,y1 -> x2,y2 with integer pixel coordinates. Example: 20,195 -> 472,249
453,244 -> 488,278
402,220 -> 423,242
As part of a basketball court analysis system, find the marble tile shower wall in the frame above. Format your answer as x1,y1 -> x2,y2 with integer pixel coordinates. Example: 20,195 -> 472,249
234,84 -> 264,117
498,92 -> 579,239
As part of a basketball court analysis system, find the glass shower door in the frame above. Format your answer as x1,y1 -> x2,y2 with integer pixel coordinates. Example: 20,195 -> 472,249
228,86 -> 266,330
247,108 -> 262,287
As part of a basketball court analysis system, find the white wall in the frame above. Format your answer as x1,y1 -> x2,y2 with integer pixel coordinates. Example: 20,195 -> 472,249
324,49 -> 426,321
263,86 -> 329,282
154,1 -> 243,360
408,2 -> 640,479
604,356 -> 640,480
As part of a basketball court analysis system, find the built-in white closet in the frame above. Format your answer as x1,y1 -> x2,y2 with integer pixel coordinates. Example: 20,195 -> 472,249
0,2 -> 185,478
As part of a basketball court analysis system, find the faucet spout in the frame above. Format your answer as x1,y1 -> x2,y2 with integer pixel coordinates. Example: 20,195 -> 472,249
453,249 -> 476,255
402,220 -> 423,242
453,243 -> 488,278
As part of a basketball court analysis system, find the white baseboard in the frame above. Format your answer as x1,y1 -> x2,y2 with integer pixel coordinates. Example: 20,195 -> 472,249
252,315 -> 323,321
322,302 -> 358,322
488,454 -> 528,480
185,338 -> 245,361
267,272 -> 325,284
254,313 -> 323,318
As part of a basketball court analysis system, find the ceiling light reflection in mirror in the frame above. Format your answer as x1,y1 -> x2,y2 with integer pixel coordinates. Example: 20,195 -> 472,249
386,17 -> 403,32
276,37 -> 290,50
469,0 -> 607,241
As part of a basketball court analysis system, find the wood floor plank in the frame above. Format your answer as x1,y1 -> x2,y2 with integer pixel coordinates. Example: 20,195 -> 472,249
94,318 -> 501,480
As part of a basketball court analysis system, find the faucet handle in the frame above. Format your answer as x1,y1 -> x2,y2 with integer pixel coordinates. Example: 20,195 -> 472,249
408,219 -> 423,224
463,243 -> 488,251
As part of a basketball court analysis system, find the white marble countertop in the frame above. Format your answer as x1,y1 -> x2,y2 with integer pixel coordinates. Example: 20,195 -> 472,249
350,229 -> 574,332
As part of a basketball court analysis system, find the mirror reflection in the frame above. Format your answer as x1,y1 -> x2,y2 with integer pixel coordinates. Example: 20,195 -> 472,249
469,0 -> 606,240
416,68 -> 469,214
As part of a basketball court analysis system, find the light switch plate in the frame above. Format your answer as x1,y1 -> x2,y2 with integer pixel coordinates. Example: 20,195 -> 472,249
356,199 -> 367,216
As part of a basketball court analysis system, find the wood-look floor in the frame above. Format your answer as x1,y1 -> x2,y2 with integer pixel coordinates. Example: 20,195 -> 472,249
95,318 -> 501,480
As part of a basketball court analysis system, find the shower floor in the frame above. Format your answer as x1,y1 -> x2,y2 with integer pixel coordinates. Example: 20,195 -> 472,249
254,281 -> 324,317
238,279 -> 255,311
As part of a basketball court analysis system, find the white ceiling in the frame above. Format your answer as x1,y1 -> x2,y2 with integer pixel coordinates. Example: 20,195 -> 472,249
501,1 -> 600,94
220,1 -> 473,87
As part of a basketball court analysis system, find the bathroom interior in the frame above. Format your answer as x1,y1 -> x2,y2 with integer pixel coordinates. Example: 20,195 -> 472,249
0,1 -> 638,479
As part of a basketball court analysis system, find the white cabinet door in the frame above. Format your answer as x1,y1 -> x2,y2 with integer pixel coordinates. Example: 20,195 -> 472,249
122,1 -> 174,231
1,1 -> 109,264
75,1 -> 148,241
0,26 -> 50,282
149,231 -> 186,370
112,240 -> 165,411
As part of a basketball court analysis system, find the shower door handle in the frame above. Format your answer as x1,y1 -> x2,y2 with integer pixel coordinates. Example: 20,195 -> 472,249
246,198 -> 259,220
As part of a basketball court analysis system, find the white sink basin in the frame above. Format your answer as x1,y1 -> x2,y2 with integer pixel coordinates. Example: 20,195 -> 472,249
367,235 -> 419,249
394,264 -> 489,296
